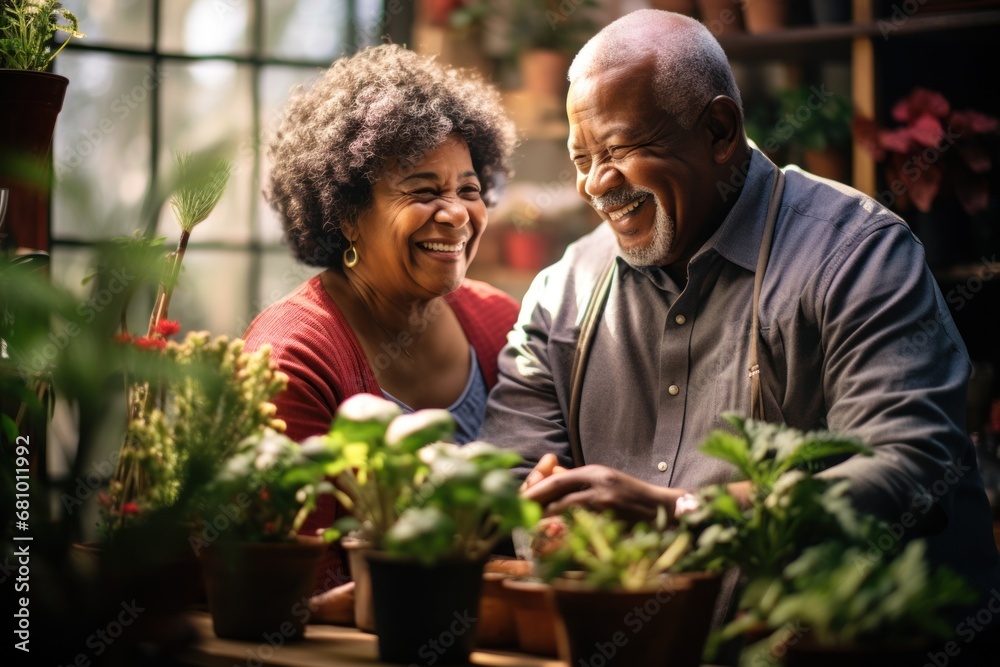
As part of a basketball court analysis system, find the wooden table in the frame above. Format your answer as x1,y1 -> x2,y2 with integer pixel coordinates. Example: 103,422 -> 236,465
177,612 -> 566,667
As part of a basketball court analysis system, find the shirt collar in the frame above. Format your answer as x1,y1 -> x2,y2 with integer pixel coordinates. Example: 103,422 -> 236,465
616,148 -> 779,287
703,148 -> 780,273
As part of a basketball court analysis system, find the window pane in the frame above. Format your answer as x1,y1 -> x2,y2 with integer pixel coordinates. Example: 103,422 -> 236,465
257,65 -> 324,244
264,0 -> 346,62
238,250 -> 317,334
61,0 -> 153,50
159,60 -> 254,244
161,0 -> 253,56
168,249 -> 252,335
53,52 -> 155,241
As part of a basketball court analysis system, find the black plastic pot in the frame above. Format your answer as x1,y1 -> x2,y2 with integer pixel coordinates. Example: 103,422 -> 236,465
367,552 -> 485,665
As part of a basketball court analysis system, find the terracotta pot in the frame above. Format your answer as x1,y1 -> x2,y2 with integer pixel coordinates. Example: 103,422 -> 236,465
199,540 -> 325,641
696,0 -> 745,37
520,49 -> 571,99
551,572 -> 721,667
650,0 -> 700,17
804,147 -> 850,183
501,578 -> 563,657
476,572 -> 518,649
503,227 -> 551,273
742,0 -> 788,33
342,536 -> 375,632
0,69 -> 68,252
367,552 -> 485,665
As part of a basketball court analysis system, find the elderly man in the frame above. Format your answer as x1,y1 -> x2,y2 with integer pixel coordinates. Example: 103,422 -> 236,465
480,7 -> 999,642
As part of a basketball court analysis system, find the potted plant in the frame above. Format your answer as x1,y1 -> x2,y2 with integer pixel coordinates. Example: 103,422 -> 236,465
0,0 -> 84,250
309,393 -> 446,631
367,438 -> 539,664
738,540 -> 976,666
451,0 -> 599,98
853,87 -> 999,265
778,84 -> 853,183
315,393 -> 541,660
318,395 -> 540,664
533,507 -> 720,667
194,428 -> 339,641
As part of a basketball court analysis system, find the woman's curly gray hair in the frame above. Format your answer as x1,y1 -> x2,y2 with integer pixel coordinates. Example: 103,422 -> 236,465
267,44 -> 517,268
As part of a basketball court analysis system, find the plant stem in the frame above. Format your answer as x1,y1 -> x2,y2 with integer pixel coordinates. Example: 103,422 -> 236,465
146,229 -> 190,334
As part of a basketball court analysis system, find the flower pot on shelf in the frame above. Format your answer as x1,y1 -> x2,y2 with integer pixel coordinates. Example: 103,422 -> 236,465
199,540 -> 325,641
696,0 -> 745,37
803,147 -> 850,184
550,572 -> 721,667
651,0 -> 699,18
342,536 -> 375,633
520,49 -> 571,100
503,227 -> 552,273
501,577 -> 563,657
0,69 -> 69,253
476,571 -> 518,649
742,0 -> 788,33
367,552 -> 486,665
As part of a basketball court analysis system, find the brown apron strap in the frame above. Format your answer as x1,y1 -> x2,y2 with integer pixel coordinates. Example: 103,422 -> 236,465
567,257 -> 616,467
749,165 -> 786,422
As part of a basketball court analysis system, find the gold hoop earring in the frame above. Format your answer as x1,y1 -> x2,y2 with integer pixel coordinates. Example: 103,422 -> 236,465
343,240 -> 359,268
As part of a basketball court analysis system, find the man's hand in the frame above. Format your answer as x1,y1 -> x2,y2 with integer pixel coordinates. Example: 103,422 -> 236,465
521,463 -> 688,524
307,581 -> 356,626
521,452 -> 568,491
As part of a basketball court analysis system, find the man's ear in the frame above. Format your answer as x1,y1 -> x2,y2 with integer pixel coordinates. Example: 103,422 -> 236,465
704,96 -> 744,164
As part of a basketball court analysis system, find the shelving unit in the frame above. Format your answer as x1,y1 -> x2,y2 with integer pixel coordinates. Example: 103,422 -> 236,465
716,1 -> 1000,434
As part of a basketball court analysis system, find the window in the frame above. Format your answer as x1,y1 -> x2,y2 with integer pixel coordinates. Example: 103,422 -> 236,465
53,0 -> 391,336
48,0 -> 395,485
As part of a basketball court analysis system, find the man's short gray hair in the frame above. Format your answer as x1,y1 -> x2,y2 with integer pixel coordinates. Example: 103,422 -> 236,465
568,9 -> 742,129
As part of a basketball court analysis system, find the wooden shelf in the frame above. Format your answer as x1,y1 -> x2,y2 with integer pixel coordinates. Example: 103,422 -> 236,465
717,10 -> 1000,60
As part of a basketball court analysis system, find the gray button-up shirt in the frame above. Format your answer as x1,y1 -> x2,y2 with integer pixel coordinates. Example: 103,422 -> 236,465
482,149 -> 1000,599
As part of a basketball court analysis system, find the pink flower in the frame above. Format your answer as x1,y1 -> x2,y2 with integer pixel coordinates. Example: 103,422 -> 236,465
891,87 -> 950,123
153,319 -> 181,338
121,502 -> 141,515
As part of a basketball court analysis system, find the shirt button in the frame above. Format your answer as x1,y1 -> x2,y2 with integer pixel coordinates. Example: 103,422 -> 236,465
657,461 -> 668,472
668,384 -> 680,396
674,314 -> 686,325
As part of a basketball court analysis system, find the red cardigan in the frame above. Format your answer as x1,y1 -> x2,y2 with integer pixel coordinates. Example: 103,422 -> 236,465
243,274 -> 518,589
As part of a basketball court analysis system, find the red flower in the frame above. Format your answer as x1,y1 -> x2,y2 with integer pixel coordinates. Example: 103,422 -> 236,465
260,488 -> 270,502
113,332 -> 133,345
121,502 -> 141,515
153,319 -> 181,338
133,336 -> 167,351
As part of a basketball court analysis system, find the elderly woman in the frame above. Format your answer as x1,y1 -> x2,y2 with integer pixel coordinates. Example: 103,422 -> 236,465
243,45 -> 519,620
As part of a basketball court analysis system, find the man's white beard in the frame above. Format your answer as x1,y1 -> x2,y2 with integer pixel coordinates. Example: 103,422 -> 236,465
618,196 -> 675,267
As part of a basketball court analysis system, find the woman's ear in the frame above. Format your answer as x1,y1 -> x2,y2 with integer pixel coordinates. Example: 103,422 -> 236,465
704,96 -> 744,164
340,221 -> 358,244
